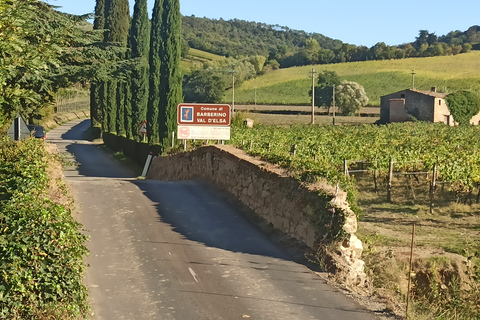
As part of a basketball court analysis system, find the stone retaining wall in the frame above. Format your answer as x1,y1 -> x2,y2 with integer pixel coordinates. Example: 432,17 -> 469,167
147,145 -> 366,286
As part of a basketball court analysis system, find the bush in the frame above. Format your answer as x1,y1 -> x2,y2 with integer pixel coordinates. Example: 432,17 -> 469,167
445,91 -> 480,125
0,139 -> 89,319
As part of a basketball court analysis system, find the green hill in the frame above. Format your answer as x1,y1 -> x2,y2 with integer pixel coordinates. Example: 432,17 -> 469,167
181,48 -> 226,74
227,51 -> 480,106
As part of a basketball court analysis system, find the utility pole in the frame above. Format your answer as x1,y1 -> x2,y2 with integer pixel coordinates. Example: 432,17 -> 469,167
231,71 -> 235,115
254,77 -> 257,109
332,84 -> 336,126
411,69 -> 416,89
310,68 -> 317,124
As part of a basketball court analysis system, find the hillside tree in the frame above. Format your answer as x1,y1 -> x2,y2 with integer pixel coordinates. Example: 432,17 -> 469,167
312,70 -> 341,109
183,68 -> 227,103
445,91 -> 480,125
335,80 -> 369,115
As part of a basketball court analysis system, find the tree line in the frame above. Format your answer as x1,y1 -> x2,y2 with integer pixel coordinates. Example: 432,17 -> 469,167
90,0 -> 182,149
182,16 -> 480,68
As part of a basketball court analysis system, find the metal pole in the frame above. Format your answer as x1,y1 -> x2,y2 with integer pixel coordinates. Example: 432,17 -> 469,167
411,69 -> 416,90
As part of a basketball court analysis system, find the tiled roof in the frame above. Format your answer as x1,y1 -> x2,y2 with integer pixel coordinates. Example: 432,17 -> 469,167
409,89 -> 448,99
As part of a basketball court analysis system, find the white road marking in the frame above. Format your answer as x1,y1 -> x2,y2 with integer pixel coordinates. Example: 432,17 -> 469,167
189,267 -> 199,283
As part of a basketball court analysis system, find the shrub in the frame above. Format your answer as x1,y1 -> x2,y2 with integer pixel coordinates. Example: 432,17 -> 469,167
0,139 -> 89,319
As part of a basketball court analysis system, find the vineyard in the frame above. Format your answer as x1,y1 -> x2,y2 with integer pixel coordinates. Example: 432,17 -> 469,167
230,122 -> 480,215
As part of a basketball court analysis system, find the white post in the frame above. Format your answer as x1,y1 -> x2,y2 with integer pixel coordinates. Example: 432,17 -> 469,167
141,153 -> 153,178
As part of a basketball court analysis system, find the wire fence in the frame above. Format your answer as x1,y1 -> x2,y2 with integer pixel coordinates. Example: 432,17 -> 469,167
55,98 -> 90,113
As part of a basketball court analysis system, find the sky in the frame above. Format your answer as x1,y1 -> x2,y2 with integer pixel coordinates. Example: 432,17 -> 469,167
43,0 -> 479,47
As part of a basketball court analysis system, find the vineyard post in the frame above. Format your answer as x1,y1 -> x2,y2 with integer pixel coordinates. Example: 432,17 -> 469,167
344,159 -> 348,177
310,68 -> 316,124
332,84 -> 336,126
387,158 -> 394,203
430,163 -> 438,214
374,160 -> 378,193
406,222 -> 416,319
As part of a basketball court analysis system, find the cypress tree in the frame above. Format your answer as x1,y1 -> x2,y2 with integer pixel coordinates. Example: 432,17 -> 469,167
147,0 -> 163,144
90,0 -> 105,130
158,0 -> 183,148
127,0 -> 150,141
104,0 -> 130,134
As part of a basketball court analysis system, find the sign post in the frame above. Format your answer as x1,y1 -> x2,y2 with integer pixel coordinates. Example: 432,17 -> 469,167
138,120 -> 147,142
177,104 -> 231,141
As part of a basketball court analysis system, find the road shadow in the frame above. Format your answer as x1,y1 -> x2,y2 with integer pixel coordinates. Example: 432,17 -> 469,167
61,119 -> 136,179
133,179 -> 299,262
61,119 -> 318,267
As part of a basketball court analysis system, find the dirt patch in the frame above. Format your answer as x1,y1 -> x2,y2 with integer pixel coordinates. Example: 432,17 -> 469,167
354,173 -> 480,318
44,143 -> 73,209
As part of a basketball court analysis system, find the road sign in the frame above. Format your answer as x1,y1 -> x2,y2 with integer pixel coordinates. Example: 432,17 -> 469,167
177,104 -> 231,140
138,120 -> 147,135
178,103 -> 231,126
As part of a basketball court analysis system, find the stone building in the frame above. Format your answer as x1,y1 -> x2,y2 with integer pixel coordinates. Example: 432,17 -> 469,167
379,88 -> 454,125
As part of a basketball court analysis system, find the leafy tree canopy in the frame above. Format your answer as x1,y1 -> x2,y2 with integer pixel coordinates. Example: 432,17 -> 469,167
0,0 -> 124,129
183,57 -> 256,104
445,91 -> 480,125
313,70 -> 341,108
335,80 -> 369,115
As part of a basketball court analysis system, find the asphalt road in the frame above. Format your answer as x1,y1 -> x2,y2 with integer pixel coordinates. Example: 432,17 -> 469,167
47,119 -> 377,320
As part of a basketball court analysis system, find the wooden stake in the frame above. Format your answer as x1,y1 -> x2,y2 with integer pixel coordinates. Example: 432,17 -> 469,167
406,223 -> 416,319
430,163 -> 437,214
387,158 -> 393,203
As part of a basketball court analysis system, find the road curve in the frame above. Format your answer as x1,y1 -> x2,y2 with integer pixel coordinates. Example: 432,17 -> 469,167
47,119 -> 377,320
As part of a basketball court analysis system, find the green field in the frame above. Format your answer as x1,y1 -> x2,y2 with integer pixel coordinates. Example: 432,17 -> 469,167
227,51 -> 480,106
181,48 -> 226,74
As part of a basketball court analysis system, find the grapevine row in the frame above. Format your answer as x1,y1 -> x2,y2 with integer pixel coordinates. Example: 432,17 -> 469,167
230,122 -> 480,211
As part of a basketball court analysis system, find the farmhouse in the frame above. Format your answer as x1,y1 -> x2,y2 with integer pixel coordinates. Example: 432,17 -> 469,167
379,88 -> 453,124
380,88 -> 480,125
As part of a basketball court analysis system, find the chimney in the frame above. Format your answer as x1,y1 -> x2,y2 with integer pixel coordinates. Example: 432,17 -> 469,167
431,87 -> 437,92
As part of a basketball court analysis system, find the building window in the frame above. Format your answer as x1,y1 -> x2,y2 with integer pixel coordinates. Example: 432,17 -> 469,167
439,100 -> 442,105
400,94 -> 405,98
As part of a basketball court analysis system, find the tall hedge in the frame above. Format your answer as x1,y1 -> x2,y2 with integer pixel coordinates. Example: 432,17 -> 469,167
148,0 -> 183,147
158,0 -> 183,148
127,0 -> 150,141
90,0 -> 106,129
103,0 -> 130,135
147,0 -> 164,145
